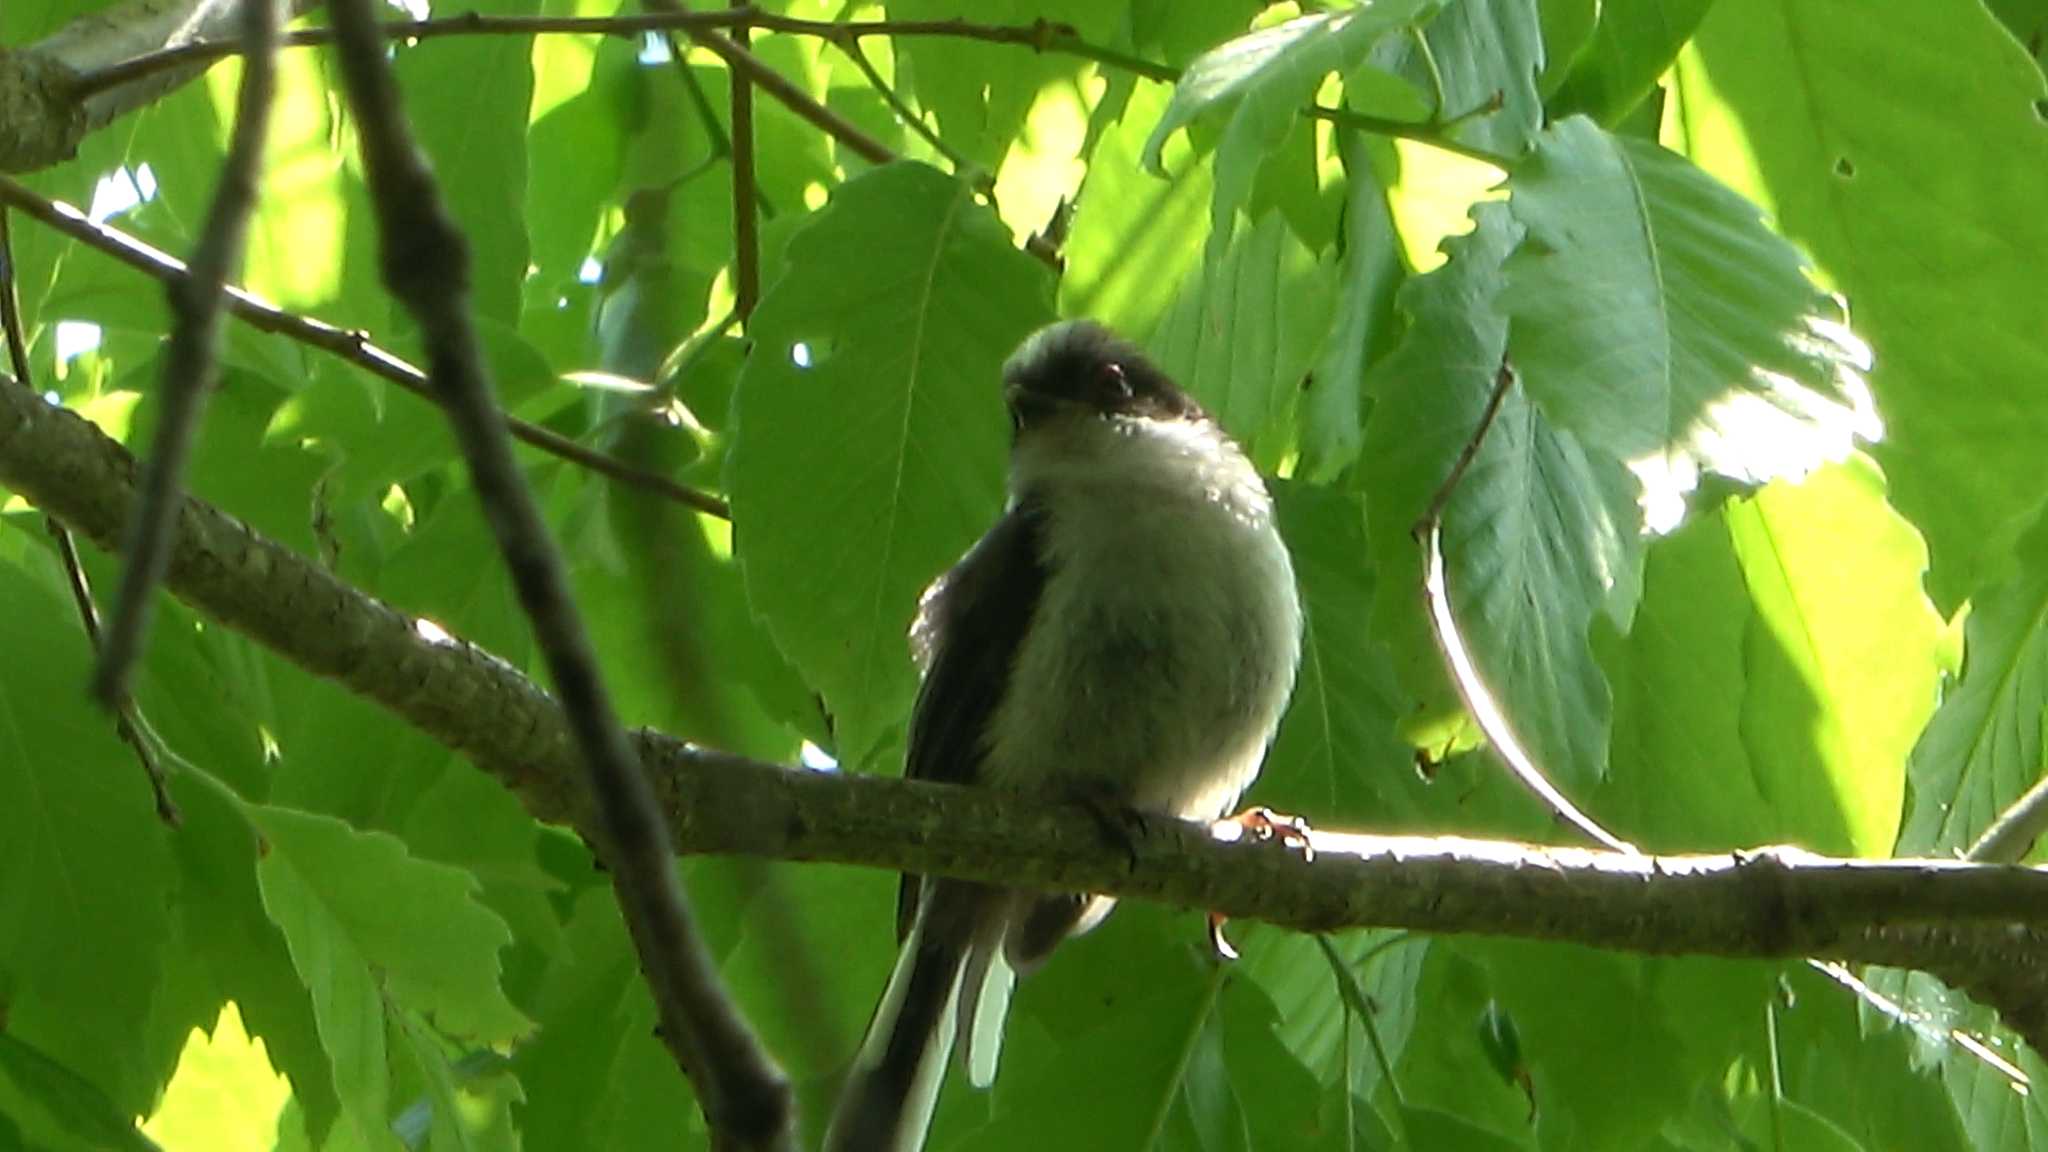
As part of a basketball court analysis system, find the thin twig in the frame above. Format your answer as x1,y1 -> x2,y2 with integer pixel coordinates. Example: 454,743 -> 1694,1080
1412,360 -> 1516,537
1968,773 -> 2048,863
726,5 -> 761,323
73,9 -> 1112,95
836,34 -> 992,196
0,176 -> 731,519
324,5 -> 792,1148
1410,360 -> 1635,854
46,518 -> 181,823
681,24 -> 895,165
1306,102 -> 1514,168
93,0 -> 278,708
0,209 -> 178,825
70,8 -> 1500,166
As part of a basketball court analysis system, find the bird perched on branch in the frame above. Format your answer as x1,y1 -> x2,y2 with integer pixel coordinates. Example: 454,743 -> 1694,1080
825,319 -> 1304,1152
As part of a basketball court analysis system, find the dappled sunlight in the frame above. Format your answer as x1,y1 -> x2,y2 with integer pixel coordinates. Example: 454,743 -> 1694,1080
140,1003 -> 290,1152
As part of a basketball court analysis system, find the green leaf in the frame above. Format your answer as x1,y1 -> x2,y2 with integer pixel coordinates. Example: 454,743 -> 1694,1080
1897,505 -> 2048,856
1534,0 -> 1599,94
888,0 -> 1111,171
728,161 -> 1054,767
1365,204 -> 1643,793
1060,82 -> 1215,339
0,547 -> 176,1115
1390,947 -> 1541,1142
1548,0 -> 1717,124
1726,458 -> 1943,857
512,890 -> 703,1152
1363,0 -> 1546,157
957,907 -> 1224,1151
1150,210 -> 1334,468
1260,485 -> 1417,825
393,0 -> 535,325
250,805 -> 530,1149
1298,134 -> 1404,483
1502,116 -> 1876,497
1141,2 -> 1437,235
1683,0 -> 2048,607
1462,943 -> 1771,1149
1242,930 -> 1426,1107
1772,964 -> 1971,1152
0,1035 -> 160,1152
1596,507 -> 1772,850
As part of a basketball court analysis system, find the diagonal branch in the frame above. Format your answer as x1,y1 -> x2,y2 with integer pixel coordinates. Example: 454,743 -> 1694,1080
0,174 -> 730,519
323,4 -> 793,1148
3,360 -> 2048,1056
93,0 -> 277,707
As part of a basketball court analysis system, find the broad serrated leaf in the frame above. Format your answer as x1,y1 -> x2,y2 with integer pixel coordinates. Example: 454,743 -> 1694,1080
1502,116 -> 1876,500
1897,507 -> 2048,856
1365,204 -> 1643,792
250,804 -> 530,1150
250,806 -> 530,1045
1141,2 -> 1436,236
1685,0 -> 2048,608
0,548 -> 176,1115
728,161 -> 1054,767
1150,210 -> 1334,468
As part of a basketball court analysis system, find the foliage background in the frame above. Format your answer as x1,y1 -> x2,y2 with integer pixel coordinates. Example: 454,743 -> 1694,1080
0,0 -> 2045,1149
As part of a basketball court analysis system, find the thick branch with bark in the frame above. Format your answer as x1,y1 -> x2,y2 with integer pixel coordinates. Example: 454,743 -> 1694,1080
2,361 -> 2046,1054
0,0 -> 320,172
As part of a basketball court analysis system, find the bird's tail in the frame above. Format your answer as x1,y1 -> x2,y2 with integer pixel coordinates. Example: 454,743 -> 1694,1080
825,905 -> 972,1152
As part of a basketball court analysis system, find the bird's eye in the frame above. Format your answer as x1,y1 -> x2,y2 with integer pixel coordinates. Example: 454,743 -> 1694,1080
1099,362 -> 1132,402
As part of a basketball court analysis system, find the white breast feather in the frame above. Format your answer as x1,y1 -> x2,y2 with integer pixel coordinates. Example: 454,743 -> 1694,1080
983,414 -> 1302,820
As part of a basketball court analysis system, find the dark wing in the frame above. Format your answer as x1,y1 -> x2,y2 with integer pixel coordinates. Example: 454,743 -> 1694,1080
895,499 -> 1047,938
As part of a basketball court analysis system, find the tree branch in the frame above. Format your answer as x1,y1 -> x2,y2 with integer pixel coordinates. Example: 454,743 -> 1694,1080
2,361 -> 2047,1055
1969,771 -> 2048,863
324,2 -> 792,1147
0,174 -> 731,519
0,208 -> 177,823
94,0 -> 277,707
39,7 -> 1502,172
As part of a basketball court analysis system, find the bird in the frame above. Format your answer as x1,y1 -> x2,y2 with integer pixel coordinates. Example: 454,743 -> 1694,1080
823,319 -> 1303,1152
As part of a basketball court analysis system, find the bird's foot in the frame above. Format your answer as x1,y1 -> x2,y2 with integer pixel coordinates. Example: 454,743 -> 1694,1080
1225,805 -> 1315,861
1205,807 -> 1316,962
